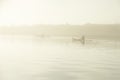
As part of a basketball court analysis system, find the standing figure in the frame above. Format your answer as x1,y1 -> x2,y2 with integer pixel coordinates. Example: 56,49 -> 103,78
81,35 -> 85,45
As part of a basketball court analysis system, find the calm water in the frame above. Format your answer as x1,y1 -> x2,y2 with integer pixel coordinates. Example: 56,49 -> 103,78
0,35 -> 120,80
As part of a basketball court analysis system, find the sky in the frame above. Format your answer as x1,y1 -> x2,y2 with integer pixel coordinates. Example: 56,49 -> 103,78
0,0 -> 120,25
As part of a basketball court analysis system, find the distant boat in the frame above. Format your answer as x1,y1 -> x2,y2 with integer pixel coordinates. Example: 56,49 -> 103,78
72,36 -> 85,45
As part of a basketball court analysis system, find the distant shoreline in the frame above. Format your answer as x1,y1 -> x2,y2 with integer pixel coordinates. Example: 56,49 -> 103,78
0,24 -> 119,41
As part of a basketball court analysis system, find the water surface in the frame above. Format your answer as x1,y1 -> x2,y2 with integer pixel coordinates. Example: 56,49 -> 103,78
0,35 -> 120,80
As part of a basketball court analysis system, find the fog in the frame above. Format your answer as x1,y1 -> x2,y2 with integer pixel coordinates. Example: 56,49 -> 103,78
0,0 -> 120,80
0,0 -> 120,25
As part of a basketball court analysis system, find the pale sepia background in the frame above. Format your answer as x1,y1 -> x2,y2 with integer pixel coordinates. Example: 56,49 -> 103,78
0,0 -> 120,80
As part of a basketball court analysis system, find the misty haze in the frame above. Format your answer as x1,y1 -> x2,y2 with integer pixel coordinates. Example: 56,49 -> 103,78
0,0 -> 120,80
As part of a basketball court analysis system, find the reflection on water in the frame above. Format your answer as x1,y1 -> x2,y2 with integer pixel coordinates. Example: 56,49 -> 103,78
0,35 -> 120,80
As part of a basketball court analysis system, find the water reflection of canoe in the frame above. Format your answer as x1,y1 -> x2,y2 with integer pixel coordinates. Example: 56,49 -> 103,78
35,34 -> 46,38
